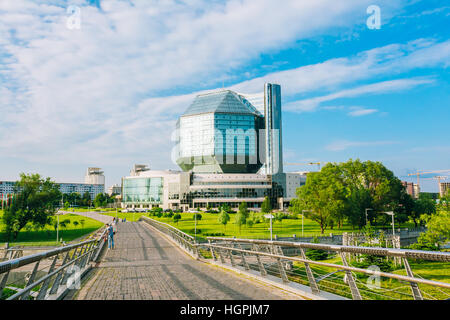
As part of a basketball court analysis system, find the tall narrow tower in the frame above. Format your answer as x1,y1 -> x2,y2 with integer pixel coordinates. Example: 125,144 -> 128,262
84,167 -> 105,185
264,83 -> 283,175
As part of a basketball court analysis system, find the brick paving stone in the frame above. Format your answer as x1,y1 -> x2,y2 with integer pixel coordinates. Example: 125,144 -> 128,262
74,221 -> 300,300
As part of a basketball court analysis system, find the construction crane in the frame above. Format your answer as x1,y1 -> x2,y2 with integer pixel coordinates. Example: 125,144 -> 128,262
407,170 -> 450,191
284,162 -> 325,171
421,176 -> 449,192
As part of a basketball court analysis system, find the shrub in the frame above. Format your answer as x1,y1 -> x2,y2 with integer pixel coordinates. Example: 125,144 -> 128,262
305,249 -> 329,261
305,237 -> 329,261
193,213 -> 202,221
203,232 -> 225,237
352,255 -> 394,272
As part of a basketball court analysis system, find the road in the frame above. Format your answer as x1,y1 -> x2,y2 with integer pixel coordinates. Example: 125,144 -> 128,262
72,221 -> 300,300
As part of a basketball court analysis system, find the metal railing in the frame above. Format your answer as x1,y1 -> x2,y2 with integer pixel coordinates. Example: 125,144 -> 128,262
200,237 -> 450,300
140,216 -> 199,257
0,227 -> 108,300
135,217 -> 449,300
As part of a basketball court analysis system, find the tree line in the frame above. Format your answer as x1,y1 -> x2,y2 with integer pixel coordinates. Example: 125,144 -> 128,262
290,159 -> 438,234
1,173 -> 115,241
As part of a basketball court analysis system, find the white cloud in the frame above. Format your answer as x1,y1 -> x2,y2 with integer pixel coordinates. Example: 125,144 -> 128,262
1,0 -> 449,177
325,140 -> 399,151
284,77 -> 435,112
347,107 -> 378,117
2,0 -> 396,169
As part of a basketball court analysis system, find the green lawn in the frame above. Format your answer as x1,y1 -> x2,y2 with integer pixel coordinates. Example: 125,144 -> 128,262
133,211 -> 415,240
0,211 -> 104,246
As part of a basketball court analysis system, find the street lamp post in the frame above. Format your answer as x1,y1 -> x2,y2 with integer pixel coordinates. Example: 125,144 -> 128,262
264,214 -> 274,241
384,211 -> 395,236
194,212 -> 197,243
56,214 -> 59,243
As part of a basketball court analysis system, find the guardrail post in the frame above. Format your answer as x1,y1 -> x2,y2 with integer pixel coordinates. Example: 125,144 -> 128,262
238,243 -> 250,270
89,239 -> 99,262
36,255 -> 58,300
0,270 -> 10,299
252,244 -> 267,277
193,242 -> 200,258
208,240 -> 217,261
275,246 -> 289,284
19,261 -> 40,300
402,257 -> 423,300
340,252 -> 362,300
218,248 -> 226,264
80,242 -> 95,268
228,245 -> 236,267
299,248 -> 320,295
49,251 -> 70,295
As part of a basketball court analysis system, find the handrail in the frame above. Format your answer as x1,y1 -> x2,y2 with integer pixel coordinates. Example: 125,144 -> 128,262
140,216 -> 198,257
141,216 -> 195,240
202,237 -> 450,300
203,243 -> 450,290
206,237 -> 450,262
92,227 -> 108,262
0,225 -> 108,300
0,239 -> 96,275
6,248 -> 94,300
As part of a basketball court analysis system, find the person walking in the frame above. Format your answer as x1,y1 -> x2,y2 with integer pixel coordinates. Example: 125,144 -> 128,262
108,223 -> 115,249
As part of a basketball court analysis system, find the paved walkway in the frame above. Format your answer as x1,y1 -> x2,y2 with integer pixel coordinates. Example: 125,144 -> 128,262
59,211 -> 114,224
73,221 -> 299,300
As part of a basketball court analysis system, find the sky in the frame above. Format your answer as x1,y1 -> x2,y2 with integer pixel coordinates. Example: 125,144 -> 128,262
0,0 -> 449,192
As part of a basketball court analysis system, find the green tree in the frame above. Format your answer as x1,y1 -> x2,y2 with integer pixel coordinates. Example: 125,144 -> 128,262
238,201 -> 249,219
218,208 -> 230,231
80,219 -> 85,229
193,213 -> 202,221
410,193 -> 437,227
411,211 -> 450,251
94,193 -> 107,208
439,190 -> 450,212
290,164 -> 346,234
82,191 -> 91,207
73,221 -> 79,228
345,187 -> 372,230
235,201 -> 249,233
2,173 -> 61,241
339,159 -> 405,226
173,213 -> 182,225
64,201 -> 70,211
261,197 -> 272,213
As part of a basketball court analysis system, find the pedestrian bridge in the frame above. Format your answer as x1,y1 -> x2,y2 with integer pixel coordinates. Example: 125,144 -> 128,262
1,215 -> 449,300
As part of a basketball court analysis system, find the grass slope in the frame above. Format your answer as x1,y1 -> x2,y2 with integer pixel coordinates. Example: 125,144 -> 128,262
0,211 -> 104,246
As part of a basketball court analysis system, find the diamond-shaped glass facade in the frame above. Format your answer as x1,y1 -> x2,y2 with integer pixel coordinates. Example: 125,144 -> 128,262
176,90 -> 264,173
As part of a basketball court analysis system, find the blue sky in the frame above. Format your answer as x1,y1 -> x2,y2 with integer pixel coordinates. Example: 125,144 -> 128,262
0,0 -> 449,192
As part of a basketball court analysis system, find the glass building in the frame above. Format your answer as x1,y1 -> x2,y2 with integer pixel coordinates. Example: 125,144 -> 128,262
121,83 -> 305,211
175,90 -> 265,173
122,177 -> 164,204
